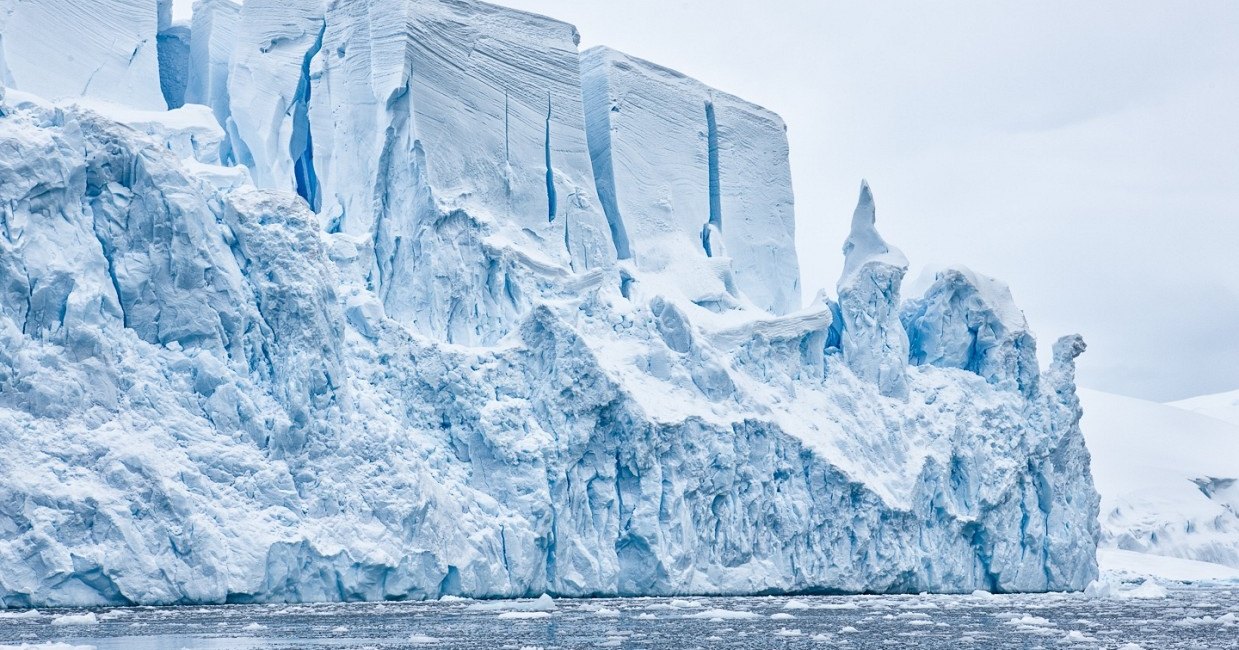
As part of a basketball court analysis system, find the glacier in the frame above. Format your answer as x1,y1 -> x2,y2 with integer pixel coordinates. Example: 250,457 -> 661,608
0,0 -> 1099,607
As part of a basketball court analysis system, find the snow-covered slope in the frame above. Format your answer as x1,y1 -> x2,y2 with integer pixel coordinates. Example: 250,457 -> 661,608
0,0 -> 1099,607
1081,389 -> 1239,571
1170,390 -> 1239,428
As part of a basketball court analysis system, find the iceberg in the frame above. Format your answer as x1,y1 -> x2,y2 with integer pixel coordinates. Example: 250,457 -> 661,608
0,0 -> 1099,607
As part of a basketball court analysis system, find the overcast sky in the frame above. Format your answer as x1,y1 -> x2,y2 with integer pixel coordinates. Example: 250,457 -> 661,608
175,1 -> 1239,402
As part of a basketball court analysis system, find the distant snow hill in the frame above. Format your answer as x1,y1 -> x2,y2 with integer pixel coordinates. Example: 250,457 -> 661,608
1170,389 -> 1239,428
1081,389 -> 1239,580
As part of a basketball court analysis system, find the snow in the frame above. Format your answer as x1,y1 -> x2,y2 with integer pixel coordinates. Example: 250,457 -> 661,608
1098,549 -> 1239,582
1081,389 -> 1239,570
0,0 -> 1099,607
1170,389 -> 1239,428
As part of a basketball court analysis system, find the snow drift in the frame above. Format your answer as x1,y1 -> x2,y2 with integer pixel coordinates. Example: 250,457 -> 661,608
0,0 -> 1099,607
1082,389 -> 1239,573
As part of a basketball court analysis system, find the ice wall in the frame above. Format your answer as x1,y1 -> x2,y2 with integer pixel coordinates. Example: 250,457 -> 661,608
158,24 -> 192,109
305,0 -> 616,344
0,0 -> 1100,607
581,47 -> 801,315
186,0 -> 240,147
226,0 -> 326,195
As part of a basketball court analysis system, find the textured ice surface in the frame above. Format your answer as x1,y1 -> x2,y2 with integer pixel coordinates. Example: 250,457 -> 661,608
307,0 -> 616,344
903,267 -> 1039,397
581,47 -> 800,315
0,0 -> 167,110
226,0 -> 326,194
157,23 -> 192,110
837,182 -> 910,398
0,0 -> 1099,607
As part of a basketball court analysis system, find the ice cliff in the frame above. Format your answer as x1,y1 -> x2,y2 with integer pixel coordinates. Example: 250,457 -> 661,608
0,0 -> 1099,607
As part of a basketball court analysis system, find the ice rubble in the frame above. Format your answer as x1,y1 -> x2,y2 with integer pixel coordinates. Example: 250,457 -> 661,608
0,0 -> 1098,607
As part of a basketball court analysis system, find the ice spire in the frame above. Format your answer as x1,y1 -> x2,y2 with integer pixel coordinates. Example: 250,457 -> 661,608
836,181 -> 910,398
840,180 -> 908,285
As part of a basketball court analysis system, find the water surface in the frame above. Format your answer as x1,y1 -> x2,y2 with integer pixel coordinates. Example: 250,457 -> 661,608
3,586 -> 1236,649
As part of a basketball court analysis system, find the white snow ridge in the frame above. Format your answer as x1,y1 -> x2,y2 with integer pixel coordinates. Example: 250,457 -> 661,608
0,0 -> 1099,607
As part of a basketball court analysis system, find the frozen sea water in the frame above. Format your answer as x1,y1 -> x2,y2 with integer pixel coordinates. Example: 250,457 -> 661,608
3,587 -> 1236,649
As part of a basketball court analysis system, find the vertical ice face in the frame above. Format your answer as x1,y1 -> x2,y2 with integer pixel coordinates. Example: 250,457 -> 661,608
836,181 -> 910,397
227,0 -> 326,196
186,0 -> 240,154
711,92 -> 800,315
581,47 -> 801,315
158,24 -> 192,109
0,0 -> 166,110
315,0 -> 612,253
305,0 -> 615,344
903,267 -> 1040,397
